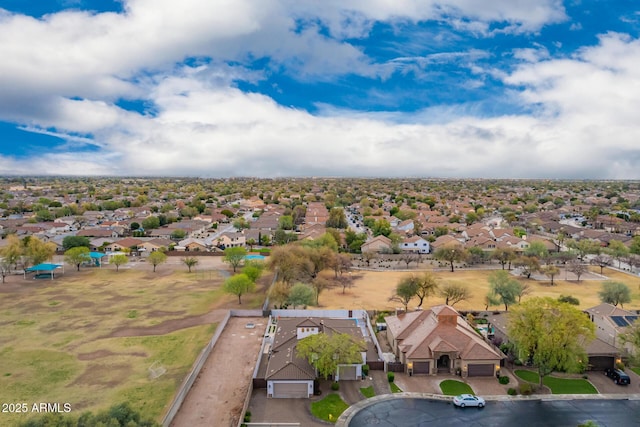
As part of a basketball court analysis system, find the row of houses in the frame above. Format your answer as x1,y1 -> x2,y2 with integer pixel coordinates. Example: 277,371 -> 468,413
258,302 -> 639,399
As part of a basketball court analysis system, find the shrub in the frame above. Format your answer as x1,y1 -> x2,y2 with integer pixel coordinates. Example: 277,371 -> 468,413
519,382 -> 533,396
514,359 -> 523,366
558,294 -> 580,305
616,361 -> 625,370
499,376 -> 510,385
387,372 -> 395,383
362,364 -> 369,376
331,382 -> 340,391
507,387 -> 517,396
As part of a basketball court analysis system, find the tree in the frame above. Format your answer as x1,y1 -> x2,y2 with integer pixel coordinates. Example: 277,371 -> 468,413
274,229 -> 297,245
412,272 -> 439,307
25,237 -> 56,267
434,245 -> 468,272
287,282 -> 316,308
389,278 -> 419,311
246,238 -> 257,251
278,215 -> 294,230
223,273 -> 255,304
567,260 -> 588,282
326,207 -> 348,229
399,252 -> 419,269
110,254 -> 128,272
541,265 -> 560,286
242,260 -> 264,283
0,258 -> 11,283
508,297 -> 595,386
361,251 -> 377,267
223,246 -> 247,272
492,247 -> 517,270
621,318 -> 640,365
141,216 -> 160,230
310,277 -> 332,306
62,235 -> 91,251
372,219 -> 392,237
330,253 -> 352,278
439,283 -> 471,307
1,235 -> 24,271
267,245 -> 314,286
525,241 -> 549,261
181,256 -> 199,272
64,246 -> 90,271
467,246 -> 487,265
148,251 -> 167,272
567,238 -> 601,260
599,281 -> 632,308
590,253 -> 612,274
170,229 -> 187,240
607,240 -> 629,268
487,270 -> 520,311
630,236 -> 640,255
296,333 -> 364,380
514,255 -> 540,279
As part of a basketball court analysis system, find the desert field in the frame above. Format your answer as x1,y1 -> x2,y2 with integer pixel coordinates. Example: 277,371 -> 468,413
0,257 -> 268,426
316,267 -> 640,312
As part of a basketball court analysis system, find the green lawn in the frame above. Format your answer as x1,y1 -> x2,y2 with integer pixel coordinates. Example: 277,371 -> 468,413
390,382 -> 403,393
310,393 -> 349,423
515,370 -> 597,394
632,367 -> 640,376
439,380 -> 474,396
360,385 -> 375,398
515,370 -> 540,383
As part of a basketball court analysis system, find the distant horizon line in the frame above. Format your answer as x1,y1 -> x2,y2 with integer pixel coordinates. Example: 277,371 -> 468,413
1,175 -> 639,182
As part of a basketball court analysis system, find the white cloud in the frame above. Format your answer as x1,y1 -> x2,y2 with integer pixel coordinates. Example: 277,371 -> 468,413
1,1 -> 638,179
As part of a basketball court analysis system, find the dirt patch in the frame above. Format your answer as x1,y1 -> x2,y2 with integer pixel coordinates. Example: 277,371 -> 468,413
147,310 -> 187,318
171,317 -> 267,427
108,310 -> 227,337
70,362 -> 134,388
77,350 -> 148,361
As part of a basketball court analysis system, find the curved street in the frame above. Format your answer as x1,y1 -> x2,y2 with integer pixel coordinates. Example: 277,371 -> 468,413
345,396 -> 640,427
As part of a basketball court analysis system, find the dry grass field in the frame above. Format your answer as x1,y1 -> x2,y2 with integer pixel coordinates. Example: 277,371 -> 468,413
316,267 -> 640,311
0,259 -> 269,426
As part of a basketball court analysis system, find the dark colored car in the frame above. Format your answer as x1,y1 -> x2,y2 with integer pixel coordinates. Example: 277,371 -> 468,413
605,368 -> 631,385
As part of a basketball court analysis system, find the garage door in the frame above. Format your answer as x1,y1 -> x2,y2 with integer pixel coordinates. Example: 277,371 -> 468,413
589,356 -> 614,371
467,364 -> 494,377
339,365 -> 357,380
273,382 -> 309,398
413,361 -> 430,374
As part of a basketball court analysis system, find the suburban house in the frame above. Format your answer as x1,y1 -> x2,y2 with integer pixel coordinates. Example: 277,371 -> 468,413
360,235 -> 393,254
137,238 -> 173,253
488,310 -> 621,371
104,237 -> 144,252
585,303 -> 639,357
263,317 -> 367,398
385,305 -> 504,377
176,237 -> 208,252
216,232 -> 246,248
399,236 -> 430,254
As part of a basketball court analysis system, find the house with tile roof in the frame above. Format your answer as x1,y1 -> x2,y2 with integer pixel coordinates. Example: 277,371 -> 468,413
263,317 -> 367,398
385,305 -> 504,377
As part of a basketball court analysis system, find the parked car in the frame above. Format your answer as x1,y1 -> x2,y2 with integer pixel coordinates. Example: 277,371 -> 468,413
453,394 -> 485,408
605,368 -> 631,385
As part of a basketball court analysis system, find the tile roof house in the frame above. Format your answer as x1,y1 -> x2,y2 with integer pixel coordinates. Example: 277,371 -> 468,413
263,317 -> 367,398
385,305 -> 504,377
360,235 -> 393,254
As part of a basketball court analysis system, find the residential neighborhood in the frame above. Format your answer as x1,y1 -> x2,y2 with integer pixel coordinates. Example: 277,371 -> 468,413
2,177 -> 640,426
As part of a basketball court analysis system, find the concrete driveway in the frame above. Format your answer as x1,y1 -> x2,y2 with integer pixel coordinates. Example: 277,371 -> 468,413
394,371 -> 514,396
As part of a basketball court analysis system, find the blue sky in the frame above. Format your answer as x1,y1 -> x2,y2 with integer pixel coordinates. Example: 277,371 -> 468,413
0,0 -> 639,178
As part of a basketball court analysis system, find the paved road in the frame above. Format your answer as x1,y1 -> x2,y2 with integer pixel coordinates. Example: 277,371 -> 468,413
348,398 -> 640,427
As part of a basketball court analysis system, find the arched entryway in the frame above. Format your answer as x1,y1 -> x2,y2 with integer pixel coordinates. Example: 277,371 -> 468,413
437,354 -> 450,373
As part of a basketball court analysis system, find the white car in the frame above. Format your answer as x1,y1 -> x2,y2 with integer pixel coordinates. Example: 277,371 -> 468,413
453,394 -> 485,408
